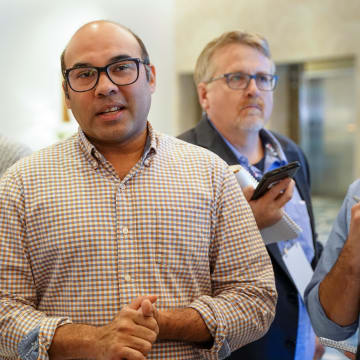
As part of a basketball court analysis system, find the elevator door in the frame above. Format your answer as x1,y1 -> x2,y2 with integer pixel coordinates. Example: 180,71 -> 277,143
299,61 -> 356,198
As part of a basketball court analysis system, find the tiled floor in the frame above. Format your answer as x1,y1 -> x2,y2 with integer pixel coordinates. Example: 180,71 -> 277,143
312,196 -> 357,360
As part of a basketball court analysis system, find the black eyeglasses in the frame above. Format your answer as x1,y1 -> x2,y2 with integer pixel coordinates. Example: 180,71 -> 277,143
207,72 -> 278,91
63,57 -> 149,92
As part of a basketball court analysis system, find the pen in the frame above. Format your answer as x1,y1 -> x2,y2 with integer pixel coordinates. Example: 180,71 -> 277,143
353,195 -> 360,202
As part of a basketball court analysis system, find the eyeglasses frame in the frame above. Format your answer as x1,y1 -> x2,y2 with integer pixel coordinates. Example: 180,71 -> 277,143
63,57 -> 150,93
206,71 -> 278,91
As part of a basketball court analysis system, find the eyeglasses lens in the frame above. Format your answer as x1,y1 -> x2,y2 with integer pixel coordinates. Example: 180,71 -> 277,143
67,60 -> 139,92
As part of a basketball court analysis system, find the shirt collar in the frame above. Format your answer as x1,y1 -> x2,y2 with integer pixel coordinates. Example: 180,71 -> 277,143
77,122 -> 158,170
258,129 -> 287,162
207,116 -> 289,178
207,118 -> 247,164
208,116 -> 287,160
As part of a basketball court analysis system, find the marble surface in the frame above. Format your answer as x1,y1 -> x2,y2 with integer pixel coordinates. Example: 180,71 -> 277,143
312,196 -> 343,247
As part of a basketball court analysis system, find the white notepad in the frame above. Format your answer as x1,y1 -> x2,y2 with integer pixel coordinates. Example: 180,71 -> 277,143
319,337 -> 357,355
230,164 -> 302,245
282,241 -> 313,299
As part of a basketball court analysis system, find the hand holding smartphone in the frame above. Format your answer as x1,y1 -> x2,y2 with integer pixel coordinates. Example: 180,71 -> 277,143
251,161 -> 300,200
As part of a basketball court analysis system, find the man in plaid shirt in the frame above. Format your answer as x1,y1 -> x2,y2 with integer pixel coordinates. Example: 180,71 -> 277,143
0,21 -> 276,360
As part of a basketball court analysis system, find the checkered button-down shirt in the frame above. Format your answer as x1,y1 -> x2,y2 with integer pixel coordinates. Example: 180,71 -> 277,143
0,124 -> 276,360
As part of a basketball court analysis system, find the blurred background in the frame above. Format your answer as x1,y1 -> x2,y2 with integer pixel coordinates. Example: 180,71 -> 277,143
1,0 -> 359,358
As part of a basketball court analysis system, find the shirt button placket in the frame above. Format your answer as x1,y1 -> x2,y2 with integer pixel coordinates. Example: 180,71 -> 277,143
120,225 -> 133,290
116,182 -> 136,302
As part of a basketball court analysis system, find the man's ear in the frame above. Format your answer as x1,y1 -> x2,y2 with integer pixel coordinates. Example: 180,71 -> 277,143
197,82 -> 209,111
147,64 -> 156,94
62,81 -> 71,106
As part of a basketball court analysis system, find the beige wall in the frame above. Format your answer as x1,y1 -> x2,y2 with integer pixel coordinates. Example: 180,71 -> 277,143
174,0 -> 360,177
0,0 -> 175,150
175,0 -> 360,70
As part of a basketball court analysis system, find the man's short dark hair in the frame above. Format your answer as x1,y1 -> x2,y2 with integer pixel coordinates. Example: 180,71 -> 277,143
60,21 -> 150,76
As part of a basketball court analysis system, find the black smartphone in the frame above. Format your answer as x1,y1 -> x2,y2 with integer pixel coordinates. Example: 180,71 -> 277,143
251,161 -> 300,200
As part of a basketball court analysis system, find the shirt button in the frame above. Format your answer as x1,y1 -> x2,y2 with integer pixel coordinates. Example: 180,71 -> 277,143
92,161 -> 97,168
119,184 -> 125,190
122,226 -> 129,235
144,159 -> 150,167
124,274 -> 131,282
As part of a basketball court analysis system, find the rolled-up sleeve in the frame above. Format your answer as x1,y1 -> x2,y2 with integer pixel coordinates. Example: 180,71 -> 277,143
190,169 -> 277,359
305,180 -> 360,340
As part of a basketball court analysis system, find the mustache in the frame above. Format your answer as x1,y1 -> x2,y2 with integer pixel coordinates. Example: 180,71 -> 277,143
239,100 -> 264,109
